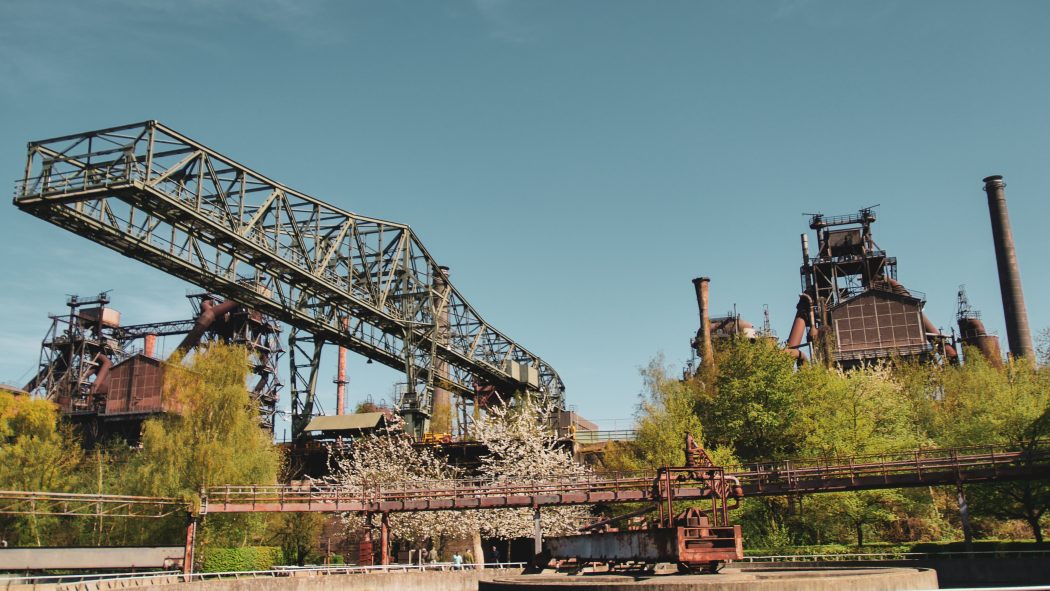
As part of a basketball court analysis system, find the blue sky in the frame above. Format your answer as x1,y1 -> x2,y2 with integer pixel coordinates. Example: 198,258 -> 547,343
2,0 -> 1049,435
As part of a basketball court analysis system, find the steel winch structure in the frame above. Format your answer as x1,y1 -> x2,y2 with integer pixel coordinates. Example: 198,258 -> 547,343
13,121 -> 564,439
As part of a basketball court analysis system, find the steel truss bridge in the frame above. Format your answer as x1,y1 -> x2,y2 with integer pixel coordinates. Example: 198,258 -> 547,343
13,121 -> 564,438
2,443 -> 1044,519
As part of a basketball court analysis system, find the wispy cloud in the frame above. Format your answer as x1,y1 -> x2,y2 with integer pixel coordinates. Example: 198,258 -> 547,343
0,0 -> 342,97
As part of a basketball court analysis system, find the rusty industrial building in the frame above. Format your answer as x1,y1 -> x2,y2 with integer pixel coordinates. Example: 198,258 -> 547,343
692,183 -> 1033,371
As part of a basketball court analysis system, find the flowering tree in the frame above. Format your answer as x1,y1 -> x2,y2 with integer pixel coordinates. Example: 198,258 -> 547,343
324,416 -> 477,546
326,396 -> 592,561
469,396 -> 592,539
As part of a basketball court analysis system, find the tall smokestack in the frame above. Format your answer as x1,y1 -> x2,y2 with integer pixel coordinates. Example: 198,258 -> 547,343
691,277 -> 714,371
335,317 -> 348,415
431,266 -> 453,434
982,175 -> 1035,365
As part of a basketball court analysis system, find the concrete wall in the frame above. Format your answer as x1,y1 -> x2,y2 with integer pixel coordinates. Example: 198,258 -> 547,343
0,548 -> 183,571
766,558 -> 1050,588
11,569 -> 525,591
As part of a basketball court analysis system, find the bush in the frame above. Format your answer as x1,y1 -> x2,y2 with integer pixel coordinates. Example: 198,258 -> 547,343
201,546 -> 285,572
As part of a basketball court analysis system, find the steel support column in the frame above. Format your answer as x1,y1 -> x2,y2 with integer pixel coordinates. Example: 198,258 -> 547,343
289,328 -> 324,441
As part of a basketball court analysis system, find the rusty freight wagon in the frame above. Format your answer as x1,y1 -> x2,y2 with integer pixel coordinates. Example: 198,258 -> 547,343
544,436 -> 744,574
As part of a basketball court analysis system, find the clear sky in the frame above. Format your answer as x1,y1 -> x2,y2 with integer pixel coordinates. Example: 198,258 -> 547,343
2,0 -> 1049,436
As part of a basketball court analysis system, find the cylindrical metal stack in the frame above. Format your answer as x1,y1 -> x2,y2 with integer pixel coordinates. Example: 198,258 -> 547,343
982,175 -> 1035,365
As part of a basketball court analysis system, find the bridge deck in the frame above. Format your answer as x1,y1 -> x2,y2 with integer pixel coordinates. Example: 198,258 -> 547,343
0,443 -> 1044,517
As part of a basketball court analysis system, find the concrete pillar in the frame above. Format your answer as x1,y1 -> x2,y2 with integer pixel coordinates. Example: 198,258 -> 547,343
957,481 -> 974,553
533,507 -> 542,555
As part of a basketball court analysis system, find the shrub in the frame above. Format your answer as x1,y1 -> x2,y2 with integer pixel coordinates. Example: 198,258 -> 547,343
201,546 -> 285,572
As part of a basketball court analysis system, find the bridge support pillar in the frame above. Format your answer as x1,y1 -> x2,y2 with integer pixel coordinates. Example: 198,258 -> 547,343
956,481 -> 974,552
380,512 -> 390,565
359,514 -> 374,566
182,514 -> 197,578
533,507 -> 542,555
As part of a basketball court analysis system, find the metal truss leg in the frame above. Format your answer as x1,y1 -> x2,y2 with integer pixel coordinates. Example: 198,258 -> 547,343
289,328 -> 324,442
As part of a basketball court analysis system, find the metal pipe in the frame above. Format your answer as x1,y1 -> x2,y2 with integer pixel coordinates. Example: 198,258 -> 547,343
144,333 -> 157,358
175,299 -> 238,353
982,175 -> 1035,365
691,277 -> 714,371
800,234 -> 812,290
89,354 -> 113,397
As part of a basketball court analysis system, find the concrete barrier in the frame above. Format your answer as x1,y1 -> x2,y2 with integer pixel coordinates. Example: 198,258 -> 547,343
759,558 -> 1050,588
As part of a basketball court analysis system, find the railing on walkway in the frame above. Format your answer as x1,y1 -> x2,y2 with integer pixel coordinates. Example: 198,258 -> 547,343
0,442 -> 1045,518
201,441 -> 1050,513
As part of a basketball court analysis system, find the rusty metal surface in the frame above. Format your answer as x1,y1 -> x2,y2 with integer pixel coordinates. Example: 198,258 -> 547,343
547,529 -> 680,563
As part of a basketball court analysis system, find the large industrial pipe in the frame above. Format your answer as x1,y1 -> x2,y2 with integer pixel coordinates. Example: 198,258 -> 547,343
89,353 -> 113,397
175,299 -> 239,353
691,277 -> 715,371
982,175 -> 1035,365
783,293 -> 811,365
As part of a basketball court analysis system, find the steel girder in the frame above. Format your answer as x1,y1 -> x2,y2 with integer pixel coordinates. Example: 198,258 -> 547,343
13,121 -> 565,421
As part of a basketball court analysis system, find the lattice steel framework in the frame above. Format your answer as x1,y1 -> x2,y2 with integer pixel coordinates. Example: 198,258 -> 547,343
14,121 -> 564,437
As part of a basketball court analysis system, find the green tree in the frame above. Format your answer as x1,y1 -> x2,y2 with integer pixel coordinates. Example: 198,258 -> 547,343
271,513 -> 323,566
697,338 -> 800,462
128,343 -> 281,547
934,354 -> 1050,542
605,357 -> 707,471
0,392 -> 83,545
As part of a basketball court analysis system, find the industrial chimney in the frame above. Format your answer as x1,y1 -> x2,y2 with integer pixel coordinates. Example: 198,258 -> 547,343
982,175 -> 1035,365
691,277 -> 714,372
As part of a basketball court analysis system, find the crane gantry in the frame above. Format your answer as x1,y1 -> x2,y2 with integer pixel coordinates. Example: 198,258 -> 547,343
13,120 -> 564,439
